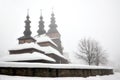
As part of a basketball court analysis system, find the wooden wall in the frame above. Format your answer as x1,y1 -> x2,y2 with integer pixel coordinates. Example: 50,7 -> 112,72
0,67 -> 113,77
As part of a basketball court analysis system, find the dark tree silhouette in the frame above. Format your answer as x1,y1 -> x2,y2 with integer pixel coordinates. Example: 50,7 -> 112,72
76,38 -> 107,66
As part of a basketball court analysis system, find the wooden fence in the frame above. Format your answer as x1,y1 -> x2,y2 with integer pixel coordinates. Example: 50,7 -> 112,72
0,67 -> 113,77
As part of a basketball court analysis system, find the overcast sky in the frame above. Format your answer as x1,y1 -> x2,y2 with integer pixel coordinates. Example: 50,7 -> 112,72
0,0 -> 120,64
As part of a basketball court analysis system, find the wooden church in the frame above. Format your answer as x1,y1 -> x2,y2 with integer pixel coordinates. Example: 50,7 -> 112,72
0,10 -> 113,77
1,11 -> 68,63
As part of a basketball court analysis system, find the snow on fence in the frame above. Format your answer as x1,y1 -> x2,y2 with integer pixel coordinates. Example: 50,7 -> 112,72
0,62 -> 113,77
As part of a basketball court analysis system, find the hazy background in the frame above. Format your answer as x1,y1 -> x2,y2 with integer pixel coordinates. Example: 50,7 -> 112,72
0,0 -> 120,65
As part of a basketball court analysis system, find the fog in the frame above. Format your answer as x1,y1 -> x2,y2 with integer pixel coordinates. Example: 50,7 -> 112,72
0,0 -> 120,65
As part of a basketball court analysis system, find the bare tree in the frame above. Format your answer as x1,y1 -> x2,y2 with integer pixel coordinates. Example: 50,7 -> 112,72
94,46 -> 107,66
76,38 -> 107,66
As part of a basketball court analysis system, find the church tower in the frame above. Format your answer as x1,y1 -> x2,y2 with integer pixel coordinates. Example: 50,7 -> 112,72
18,10 -> 36,44
47,11 -> 63,54
37,10 -> 46,36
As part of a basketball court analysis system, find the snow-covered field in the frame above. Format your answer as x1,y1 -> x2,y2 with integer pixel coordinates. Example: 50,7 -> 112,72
0,72 -> 120,80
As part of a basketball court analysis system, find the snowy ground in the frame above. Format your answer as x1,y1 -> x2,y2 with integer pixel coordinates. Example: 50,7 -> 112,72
0,72 -> 120,80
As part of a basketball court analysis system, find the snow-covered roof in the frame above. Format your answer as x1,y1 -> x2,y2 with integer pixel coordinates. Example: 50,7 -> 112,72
10,43 -> 66,59
0,52 -> 55,62
10,43 -> 43,51
34,34 -> 57,47
43,46 -> 66,59
0,62 -> 113,69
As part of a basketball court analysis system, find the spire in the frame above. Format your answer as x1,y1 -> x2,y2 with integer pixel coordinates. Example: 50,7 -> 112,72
23,9 -> 32,37
26,9 -> 30,19
47,9 -> 63,54
49,9 -> 57,28
37,9 -> 46,35
18,9 -> 36,44
47,10 -> 58,34
40,9 -> 43,20
51,7 -> 55,18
